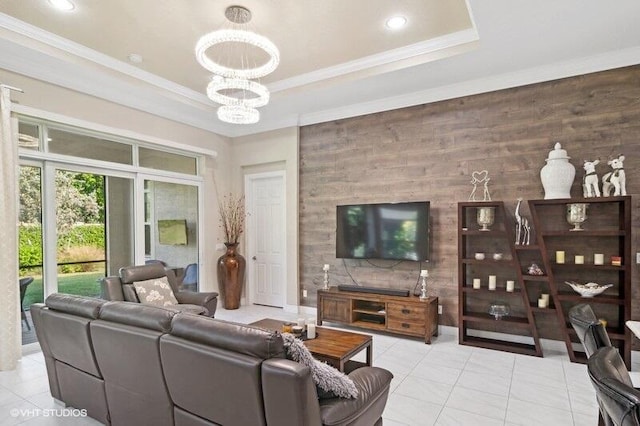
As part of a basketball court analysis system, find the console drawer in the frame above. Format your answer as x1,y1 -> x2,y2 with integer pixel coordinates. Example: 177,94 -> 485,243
387,319 -> 426,336
387,302 -> 427,321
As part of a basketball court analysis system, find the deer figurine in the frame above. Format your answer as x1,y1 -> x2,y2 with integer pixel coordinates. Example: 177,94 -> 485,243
582,159 -> 600,197
602,155 -> 626,196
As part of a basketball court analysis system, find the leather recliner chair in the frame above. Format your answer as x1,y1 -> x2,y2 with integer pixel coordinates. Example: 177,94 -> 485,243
588,347 -> 640,426
100,263 -> 218,317
568,303 -> 612,358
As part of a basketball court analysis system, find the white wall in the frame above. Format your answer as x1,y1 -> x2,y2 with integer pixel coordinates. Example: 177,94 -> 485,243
2,70 -> 232,292
231,127 -> 299,308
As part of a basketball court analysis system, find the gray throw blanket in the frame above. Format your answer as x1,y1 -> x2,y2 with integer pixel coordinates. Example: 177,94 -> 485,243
281,332 -> 358,398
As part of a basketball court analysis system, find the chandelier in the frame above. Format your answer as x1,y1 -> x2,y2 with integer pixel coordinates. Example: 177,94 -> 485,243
195,5 -> 279,124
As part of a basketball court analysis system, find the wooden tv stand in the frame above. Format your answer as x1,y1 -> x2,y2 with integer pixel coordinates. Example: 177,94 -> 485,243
317,286 -> 438,344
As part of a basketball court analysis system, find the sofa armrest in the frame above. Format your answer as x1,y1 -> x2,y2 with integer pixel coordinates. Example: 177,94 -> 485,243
175,291 -> 218,317
30,304 -> 62,400
100,276 -> 124,301
262,358 -> 323,426
319,366 -> 393,426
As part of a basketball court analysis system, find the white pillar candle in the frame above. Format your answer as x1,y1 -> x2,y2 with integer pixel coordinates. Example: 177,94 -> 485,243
538,298 -> 547,308
472,278 -> 481,289
556,251 -> 565,264
307,323 -> 316,339
575,255 -> 584,264
594,254 -> 604,265
541,294 -> 550,304
488,275 -> 497,290
506,280 -> 515,292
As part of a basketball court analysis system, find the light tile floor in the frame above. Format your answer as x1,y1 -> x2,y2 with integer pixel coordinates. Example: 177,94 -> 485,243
1,304 -> 628,425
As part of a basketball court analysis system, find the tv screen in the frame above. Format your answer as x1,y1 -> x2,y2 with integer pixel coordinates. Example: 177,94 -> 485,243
158,219 -> 188,245
336,202 -> 430,261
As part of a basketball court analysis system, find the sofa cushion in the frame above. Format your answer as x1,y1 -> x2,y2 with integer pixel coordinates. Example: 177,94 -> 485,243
45,293 -> 105,318
99,301 -> 177,332
171,314 -> 285,359
281,332 -> 358,399
120,262 -> 167,283
164,304 -> 208,316
133,276 -> 179,307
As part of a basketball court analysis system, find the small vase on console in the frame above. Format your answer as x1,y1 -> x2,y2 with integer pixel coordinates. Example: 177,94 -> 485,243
217,242 -> 246,310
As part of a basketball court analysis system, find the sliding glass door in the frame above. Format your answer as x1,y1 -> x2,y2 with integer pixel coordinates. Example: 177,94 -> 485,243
19,165 -> 43,344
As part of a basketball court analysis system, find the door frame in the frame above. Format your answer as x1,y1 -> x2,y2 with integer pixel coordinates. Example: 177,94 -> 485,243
244,170 -> 286,307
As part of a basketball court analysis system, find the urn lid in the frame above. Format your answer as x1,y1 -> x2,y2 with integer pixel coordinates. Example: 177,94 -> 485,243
546,142 -> 570,161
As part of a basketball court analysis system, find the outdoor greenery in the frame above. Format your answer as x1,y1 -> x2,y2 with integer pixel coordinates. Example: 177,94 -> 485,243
22,272 -> 103,308
19,224 -> 105,272
19,168 -> 106,274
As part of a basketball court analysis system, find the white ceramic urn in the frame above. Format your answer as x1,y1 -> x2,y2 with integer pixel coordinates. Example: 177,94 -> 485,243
540,143 -> 575,199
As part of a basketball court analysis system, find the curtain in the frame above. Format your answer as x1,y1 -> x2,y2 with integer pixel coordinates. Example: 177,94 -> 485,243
0,86 -> 20,371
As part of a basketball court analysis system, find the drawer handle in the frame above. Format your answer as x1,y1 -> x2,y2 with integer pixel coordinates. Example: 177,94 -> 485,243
402,323 -> 410,328
401,308 -> 410,314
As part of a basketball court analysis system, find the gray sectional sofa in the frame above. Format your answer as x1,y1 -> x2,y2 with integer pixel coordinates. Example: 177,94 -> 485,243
31,294 -> 393,425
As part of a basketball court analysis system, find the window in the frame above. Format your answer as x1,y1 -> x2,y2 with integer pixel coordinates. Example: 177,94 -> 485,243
139,147 -> 197,175
18,122 -> 40,150
48,128 -> 133,164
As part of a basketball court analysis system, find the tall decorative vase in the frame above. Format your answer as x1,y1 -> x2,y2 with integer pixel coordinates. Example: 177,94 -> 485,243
217,243 -> 245,310
540,143 -> 575,199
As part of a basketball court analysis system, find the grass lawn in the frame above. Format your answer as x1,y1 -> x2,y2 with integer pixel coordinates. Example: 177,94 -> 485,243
22,271 -> 103,308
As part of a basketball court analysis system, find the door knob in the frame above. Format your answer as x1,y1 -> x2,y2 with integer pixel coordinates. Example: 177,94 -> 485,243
252,256 -> 257,260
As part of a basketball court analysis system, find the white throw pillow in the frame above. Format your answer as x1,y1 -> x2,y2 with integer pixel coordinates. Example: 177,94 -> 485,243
133,276 -> 178,307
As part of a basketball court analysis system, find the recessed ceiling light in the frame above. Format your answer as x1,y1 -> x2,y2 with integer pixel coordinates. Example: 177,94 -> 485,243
48,0 -> 75,11
386,15 -> 407,30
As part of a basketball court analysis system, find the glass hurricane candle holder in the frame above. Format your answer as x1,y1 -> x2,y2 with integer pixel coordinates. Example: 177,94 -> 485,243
477,206 -> 495,231
489,302 -> 510,320
567,203 -> 588,231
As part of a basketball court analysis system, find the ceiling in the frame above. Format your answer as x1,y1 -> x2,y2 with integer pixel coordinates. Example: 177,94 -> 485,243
0,0 -> 639,138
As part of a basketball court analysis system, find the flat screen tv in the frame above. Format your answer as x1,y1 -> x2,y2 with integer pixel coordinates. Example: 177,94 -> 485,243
336,202 -> 430,261
158,219 -> 188,245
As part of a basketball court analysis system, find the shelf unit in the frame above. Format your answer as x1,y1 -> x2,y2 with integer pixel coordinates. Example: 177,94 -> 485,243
529,196 -> 631,367
458,201 -> 542,356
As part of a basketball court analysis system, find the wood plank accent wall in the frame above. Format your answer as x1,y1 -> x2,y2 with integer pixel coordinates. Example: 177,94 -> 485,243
299,65 -> 640,335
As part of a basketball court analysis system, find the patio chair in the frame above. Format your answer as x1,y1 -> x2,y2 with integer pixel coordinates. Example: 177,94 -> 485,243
19,277 -> 34,330
180,263 -> 198,292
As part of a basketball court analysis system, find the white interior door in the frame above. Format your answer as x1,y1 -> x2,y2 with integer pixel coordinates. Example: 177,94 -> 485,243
246,171 -> 286,307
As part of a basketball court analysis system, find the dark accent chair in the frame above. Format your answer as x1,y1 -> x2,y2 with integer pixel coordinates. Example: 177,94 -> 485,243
569,303 -> 612,358
100,263 -> 218,317
588,347 -> 640,426
569,303 -> 614,426
19,277 -> 34,330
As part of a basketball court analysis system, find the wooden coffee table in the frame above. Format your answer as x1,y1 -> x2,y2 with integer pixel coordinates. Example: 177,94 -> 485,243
250,318 -> 372,373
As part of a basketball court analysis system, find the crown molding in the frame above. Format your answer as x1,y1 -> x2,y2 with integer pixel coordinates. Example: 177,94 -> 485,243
268,28 -> 479,93
298,46 -> 640,127
0,13 -> 213,107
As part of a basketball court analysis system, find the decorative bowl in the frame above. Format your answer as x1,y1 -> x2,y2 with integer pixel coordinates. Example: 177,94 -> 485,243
493,253 -> 504,260
475,252 -> 485,260
488,303 -> 510,320
565,281 -> 613,298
